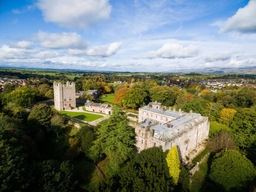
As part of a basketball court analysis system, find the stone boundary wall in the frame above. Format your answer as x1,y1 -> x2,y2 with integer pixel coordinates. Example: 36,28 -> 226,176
189,152 -> 210,176
66,117 -> 91,128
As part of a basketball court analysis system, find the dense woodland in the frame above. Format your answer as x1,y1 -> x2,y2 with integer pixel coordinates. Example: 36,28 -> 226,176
0,69 -> 256,191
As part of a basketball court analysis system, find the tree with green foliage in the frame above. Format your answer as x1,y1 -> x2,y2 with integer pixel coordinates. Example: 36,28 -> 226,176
37,84 -> 51,97
76,125 -> 96,159
170,85 -> 180,96
2,83 -> 17,94
27,104 -> 53,129
36,160 -> 76,192
74,78 -> 83,90
209,150 -> 256,191
230,108 -> 256,149
219,94 -> 237,108
203,91 -> 217,102
2,102 -> 28,120
176,166 -> 190,192
247,139 -> 256,165
2,86 -> 35,107
50,114 -> 65,136
175,90 -> 187,109
26,104 -> 53,145
0,128 -> 30,191
122,88 -> 148,109
150,86 -> 176,106
90,107 -> 135,174
182,99 -> 205,115
0,114 -> 19,131
166,146 -> 181,185
99,147 -> 174,192
137,79 -> 158,91
82,79 -> 100,91
45,89 -> 53,99
207,102 -> 224,121
235,88 -> 256,108
209,121 -> 231,137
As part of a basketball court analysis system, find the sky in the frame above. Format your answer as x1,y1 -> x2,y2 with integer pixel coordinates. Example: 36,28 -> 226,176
0,0 -> 256,72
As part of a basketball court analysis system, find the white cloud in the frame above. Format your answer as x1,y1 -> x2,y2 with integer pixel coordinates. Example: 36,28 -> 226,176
36,31 -> 88,49
147,43 -> 198,59
204,52 -> 232,62
228,58 -> 256,67
0,45 -> 58,61
33,50 -> 59,59
37,0 -> 111,28
86,42 -> 122,57
0,45 -> 33,59
67,49 -> 87,55
9,41 -> 34,49
220,0 -> 256,33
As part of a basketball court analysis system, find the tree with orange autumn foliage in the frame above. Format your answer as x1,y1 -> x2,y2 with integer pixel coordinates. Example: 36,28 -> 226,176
113,88 -> 129,105
186,94 -> 194,101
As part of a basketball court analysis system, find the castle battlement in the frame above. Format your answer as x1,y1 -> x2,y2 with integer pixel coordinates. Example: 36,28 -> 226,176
53,81 -> 75,88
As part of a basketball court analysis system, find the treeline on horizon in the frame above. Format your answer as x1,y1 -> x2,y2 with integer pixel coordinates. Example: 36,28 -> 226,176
1,68 -> 256,81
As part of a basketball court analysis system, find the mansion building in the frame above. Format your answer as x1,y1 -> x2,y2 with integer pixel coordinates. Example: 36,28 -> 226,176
134,102 -> 209,161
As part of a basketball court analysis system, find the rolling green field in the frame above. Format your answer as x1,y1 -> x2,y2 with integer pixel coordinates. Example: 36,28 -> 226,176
60,111 -> 103,122
100,94 -> 116,103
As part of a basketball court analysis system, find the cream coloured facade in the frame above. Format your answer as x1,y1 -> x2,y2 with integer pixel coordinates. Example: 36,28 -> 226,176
84,100 -> 112,115
135,102 -> 209,162
53,81 -> 76,110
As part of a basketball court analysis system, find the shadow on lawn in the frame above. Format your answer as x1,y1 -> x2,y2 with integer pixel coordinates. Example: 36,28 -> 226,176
73,115 -> 86,120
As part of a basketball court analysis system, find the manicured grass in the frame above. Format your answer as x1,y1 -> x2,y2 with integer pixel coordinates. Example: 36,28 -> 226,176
100,94 -> 116,103
60,111 -> 103,122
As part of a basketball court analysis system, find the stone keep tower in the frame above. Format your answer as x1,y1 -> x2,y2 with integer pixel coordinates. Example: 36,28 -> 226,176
53,81 -> 76,110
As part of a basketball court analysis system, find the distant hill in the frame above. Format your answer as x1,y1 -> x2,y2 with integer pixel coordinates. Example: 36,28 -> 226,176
166,66 -> 256,74
2,66 -> 256,74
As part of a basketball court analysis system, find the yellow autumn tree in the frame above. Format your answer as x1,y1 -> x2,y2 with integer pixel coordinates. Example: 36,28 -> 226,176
201,89 -> 210,97
104,85 -> 111,93
166,145 -> 181,185
219,108 -> 237,125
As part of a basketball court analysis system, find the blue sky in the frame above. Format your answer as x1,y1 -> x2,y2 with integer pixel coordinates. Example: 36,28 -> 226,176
0,0 -> 256,72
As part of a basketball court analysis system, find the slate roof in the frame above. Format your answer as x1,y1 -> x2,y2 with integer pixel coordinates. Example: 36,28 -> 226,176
138,108 -> 205,142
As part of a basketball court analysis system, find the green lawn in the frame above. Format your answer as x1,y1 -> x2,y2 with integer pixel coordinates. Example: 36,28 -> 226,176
100,94 -> 116,103
60,111 -> 103,122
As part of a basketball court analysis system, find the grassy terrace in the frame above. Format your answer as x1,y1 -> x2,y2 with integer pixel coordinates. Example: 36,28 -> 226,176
100,94 -> 115,103
60,111 -> 103,122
